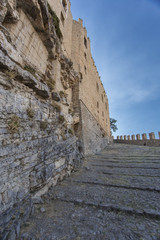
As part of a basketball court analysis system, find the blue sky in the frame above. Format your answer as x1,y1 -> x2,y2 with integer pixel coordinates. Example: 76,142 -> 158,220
70,0 -> 160,139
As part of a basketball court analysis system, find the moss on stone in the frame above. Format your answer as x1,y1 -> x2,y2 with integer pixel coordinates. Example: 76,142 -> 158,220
68,128 -> 73,135
58,115 -> 65,123
24,65 -> 36,77
8,115 -> 20,133
40,121 -> 48,130
48,3 -> 62,39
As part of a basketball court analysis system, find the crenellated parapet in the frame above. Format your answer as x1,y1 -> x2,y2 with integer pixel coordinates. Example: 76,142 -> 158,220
115,132 -> 160,147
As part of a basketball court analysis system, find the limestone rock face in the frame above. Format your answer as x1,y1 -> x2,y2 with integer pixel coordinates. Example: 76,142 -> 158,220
0,1 -> 82,239
60,55 -> 80,91
0,1 -> 8,24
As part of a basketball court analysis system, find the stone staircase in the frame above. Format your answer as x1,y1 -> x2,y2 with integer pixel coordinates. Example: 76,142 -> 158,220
19,144 -> 160,240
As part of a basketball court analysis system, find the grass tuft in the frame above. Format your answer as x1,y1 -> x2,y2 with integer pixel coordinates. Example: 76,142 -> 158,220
8,115 -> 20,133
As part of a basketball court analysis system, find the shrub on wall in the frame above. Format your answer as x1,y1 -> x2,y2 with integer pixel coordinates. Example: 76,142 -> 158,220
8,115 -> 20,133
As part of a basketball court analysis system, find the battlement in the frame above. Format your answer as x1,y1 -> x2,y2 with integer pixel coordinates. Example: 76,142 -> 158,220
115,132 -> 160,147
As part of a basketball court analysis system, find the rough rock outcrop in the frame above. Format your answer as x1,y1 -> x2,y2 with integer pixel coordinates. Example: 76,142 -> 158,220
0,1 -> 82,239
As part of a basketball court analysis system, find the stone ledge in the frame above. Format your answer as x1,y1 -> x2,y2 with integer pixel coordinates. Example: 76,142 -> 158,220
0,49 -> 50,99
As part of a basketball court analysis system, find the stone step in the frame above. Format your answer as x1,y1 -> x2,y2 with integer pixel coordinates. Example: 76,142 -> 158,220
72,175 -> 160,190
71,169 -> 160,190
19,144 -> 160,240
49,181 -> 160,216
19,200 -> 160,240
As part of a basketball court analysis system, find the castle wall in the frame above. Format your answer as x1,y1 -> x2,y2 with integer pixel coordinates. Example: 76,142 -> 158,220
48,0 -> 73,58
3,9 -> 48,74
47,1 -> 112,155
71,19 -> 111,154
47,0 -> 74,121
80,101 -> 112,155
71,19 -> 111,136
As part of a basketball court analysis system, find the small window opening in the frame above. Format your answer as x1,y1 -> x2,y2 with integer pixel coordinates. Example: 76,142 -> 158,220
101,94 -> 104,102
84,66 -> 87,74
84,52 -> 87,59
79,72 -> 83,82
61,12 -> 65,26
84,37 -> 87,48
96,83 -> 99,92
97,102 -> 99,109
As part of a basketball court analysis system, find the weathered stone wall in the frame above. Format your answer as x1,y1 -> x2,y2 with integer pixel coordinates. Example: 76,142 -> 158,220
46,0 -> 112,154
0,75 -> 80,209
3,9 -> 48,74
48,0 -> 73,58
0,72 -> 81,239
80,100 -> 112,156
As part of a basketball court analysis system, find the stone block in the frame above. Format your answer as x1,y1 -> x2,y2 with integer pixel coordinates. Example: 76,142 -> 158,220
127,135 -> 130,140
124,135 -> 127,140
136,134 -> 140,140
149,132 -> 155,140
142,133 -> 147,140
131,135 -> 135,140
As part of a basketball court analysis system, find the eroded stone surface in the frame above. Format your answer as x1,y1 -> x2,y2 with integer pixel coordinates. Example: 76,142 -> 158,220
19,144 -> 160,240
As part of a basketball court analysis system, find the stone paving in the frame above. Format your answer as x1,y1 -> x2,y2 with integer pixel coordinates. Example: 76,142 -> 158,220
19,144 -> 160,240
